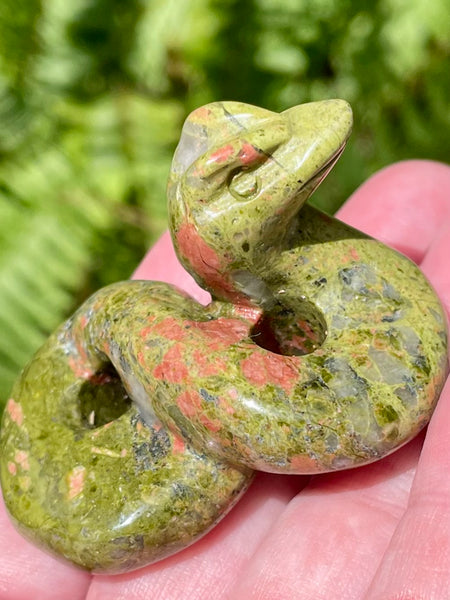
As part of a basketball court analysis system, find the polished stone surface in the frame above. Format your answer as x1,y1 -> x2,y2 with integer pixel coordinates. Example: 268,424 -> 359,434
1,100 -> 447,573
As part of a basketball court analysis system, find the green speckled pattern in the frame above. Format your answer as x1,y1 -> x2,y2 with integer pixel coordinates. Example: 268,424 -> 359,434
1,100 -> 448,573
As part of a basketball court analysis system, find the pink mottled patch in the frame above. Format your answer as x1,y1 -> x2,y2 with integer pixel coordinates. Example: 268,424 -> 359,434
69,334 -> 96,379
193,349 -> 227,377
14,450 -> 29,471
233,304 -> 262,324
199,414 -> 222,432
189,317 -> 249,351
219,396 -> 235,415
228,387 -> 238,400
241,352 -> 298,394
191,106 -> 211,121
6,399 -> 23,426
176,390 -> 202,418
349,247 -> 360,261
238,142 -> 264,166
241,353 -> 267,387
290,454 -> 319,473
153,344 -> 189,384
341,249 -> 361,265
68,356 -> 94,379
208,143 -> 235,164
139,326 -> 153,339
139,316 -> 157,339
176,223 -> 236,298
7,462 -> 17,476
137,351 -> 146,367
263,354 -> 299,394
172,434 -> 186,454
67,465 -> 86,500
153,317 -> 187,342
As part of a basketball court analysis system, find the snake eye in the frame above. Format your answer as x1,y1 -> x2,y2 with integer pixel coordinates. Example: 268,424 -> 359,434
228,168 -> 259,201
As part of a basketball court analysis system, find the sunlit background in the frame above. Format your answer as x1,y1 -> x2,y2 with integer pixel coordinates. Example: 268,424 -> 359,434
0,0 -> 448,407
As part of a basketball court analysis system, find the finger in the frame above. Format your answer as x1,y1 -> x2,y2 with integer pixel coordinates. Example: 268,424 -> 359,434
229,439 -> 422,600
3,159 -> 446,600
0,494 -> 90,600
87,474 -> 303,600
364,376 -> 450,600
420,220 -> 450,317
91,157 -> 448,600
337,160 -> 450,263
228,162 -> 450,598
364,225 -> 450,599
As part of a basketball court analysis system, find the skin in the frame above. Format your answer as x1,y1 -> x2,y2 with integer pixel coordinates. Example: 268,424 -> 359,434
1,102 -> 447,576
0,159 -> 448,598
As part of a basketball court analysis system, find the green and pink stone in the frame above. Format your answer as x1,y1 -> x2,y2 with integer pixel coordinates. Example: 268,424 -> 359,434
1,100 -> 447,573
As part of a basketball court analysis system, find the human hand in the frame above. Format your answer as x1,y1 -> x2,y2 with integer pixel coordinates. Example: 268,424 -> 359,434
1,160 -> 449,600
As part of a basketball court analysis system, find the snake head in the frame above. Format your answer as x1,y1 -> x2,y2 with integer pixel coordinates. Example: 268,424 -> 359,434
168,100 -> 352,301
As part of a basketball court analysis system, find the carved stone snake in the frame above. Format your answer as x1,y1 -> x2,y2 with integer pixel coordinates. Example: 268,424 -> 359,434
1,100 -> 447,573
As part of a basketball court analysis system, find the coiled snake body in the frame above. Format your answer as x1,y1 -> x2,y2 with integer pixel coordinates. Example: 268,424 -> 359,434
1,101 -> 447,573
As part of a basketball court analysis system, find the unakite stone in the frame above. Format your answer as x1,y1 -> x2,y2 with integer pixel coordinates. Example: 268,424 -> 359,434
1,100 -> 447,573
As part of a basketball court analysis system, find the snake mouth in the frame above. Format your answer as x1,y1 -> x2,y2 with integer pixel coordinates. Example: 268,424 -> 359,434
300,141 -> 346,197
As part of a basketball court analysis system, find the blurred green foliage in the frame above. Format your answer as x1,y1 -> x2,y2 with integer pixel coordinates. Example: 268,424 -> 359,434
0,0 -> 448,405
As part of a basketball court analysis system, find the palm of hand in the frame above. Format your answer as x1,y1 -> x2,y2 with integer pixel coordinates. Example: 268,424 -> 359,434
1,160 -> 449,600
